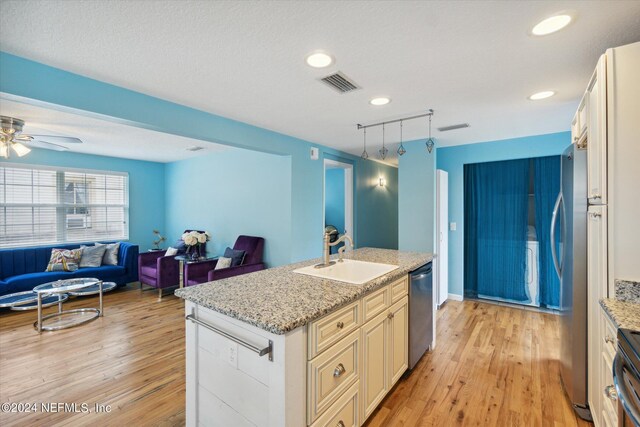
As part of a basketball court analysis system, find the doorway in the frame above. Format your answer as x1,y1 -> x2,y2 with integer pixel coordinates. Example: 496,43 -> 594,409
323,159 -> 354,253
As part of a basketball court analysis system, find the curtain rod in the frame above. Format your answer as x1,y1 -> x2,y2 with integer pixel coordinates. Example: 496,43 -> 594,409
356,109 -> 434,130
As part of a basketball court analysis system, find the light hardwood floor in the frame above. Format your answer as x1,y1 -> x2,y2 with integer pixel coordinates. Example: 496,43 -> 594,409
365,300 -> 592,427
0,285 -> 591,426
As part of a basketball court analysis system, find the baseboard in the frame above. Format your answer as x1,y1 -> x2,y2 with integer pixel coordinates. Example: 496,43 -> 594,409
447,293 -> 463,301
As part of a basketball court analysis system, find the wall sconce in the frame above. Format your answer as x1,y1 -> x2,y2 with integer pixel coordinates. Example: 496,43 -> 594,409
379,177 -> 386,187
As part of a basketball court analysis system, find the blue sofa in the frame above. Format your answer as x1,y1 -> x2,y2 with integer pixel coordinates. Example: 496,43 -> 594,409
0,242 -> 139,296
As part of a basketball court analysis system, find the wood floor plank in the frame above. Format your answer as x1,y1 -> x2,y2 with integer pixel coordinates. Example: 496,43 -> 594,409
1,286 -> 592,426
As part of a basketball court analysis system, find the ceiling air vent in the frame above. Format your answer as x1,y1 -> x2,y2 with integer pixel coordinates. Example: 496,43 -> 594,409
186,146 -> 205,152
437,123 -> 470,132
320,72 -> 360,94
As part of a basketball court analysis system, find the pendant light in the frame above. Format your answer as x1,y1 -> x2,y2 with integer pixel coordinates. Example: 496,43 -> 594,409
397,120 -> 406,156
361,127 -> 369,159
379,123 -> 388,160
425,114 -> 435,154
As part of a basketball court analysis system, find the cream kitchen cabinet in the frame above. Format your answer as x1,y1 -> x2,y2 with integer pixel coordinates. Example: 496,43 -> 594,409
586,55 -> 608,206
587,205 -> 607,423
361,308 -> 388,419
361,295 -> 409,421
307,275 -> 410,426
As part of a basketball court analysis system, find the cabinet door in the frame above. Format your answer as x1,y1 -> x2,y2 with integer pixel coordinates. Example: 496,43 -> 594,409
587,205 -> 607,424
388,296 -> 409,387
587,55 -> 608,205
361,311 -> 387,420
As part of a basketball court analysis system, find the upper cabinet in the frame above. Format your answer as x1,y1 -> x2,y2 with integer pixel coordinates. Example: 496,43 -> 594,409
586,55 -> 608,205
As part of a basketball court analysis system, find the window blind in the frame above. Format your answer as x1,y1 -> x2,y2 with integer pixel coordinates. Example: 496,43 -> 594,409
0,164 -> 129,248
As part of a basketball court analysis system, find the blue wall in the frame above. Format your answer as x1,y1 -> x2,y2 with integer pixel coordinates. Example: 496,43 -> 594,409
2,148 -> 165,251
325,168 -> 345,233
356,160 -> 399,249
398,140 -> 436,253
0,52 -> 399,261
437,132 -> 570,297
165,149 -> 291,267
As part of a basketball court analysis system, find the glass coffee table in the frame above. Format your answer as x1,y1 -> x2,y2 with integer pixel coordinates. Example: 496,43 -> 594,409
32,278 -> 105,333
0,291 -> 69,311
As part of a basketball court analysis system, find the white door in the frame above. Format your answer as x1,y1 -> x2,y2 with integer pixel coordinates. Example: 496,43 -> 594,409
436,170 -> 449,306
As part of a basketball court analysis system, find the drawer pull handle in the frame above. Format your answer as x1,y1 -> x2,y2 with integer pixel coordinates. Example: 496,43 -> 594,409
604,385 -> 618,401
387,312 -> 395,319
336,321 -> 344,329
333,363 -> 346,378
605,335 -> 615,344
590,193 -> 602,200
337,421 -> 345,427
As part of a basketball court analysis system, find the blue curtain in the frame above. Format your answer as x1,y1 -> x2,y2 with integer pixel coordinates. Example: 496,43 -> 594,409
534,156 -> 561,308
464,159 -> 530,301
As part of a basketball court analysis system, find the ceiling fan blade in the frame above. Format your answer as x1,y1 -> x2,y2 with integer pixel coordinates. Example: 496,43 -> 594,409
14,135 -> 33,141
25,135 -> 83,144
23,139 -> 69,152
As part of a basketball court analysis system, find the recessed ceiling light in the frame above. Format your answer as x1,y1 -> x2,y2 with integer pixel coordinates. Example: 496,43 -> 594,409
370,97 -> 391,106
306,51 -> 333,68
531,14 -> 572,36
528,91 -> 556,100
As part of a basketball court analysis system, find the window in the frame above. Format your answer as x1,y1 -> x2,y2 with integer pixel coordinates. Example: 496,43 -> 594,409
0,164 -> 129,248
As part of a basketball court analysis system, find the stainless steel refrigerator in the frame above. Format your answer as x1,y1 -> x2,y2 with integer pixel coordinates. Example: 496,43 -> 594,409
552,144 -> 591,420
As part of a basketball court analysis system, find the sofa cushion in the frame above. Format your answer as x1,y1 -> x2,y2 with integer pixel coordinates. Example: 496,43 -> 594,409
223,247 -> 246,267
46,248 -> 83,272
140,265 -> 158,277
215,257 -> 232,270
79,245 -> 108,268
5,271 -> 76,290
95,242 -> 120,266
73,266 -> 125,281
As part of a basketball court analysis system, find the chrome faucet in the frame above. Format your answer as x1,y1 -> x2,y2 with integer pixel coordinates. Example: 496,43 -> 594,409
316,231 -> 354,268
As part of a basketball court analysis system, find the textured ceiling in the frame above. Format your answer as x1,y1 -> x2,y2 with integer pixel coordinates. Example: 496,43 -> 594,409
0,98 -> 231,162
1,0 -> 639,164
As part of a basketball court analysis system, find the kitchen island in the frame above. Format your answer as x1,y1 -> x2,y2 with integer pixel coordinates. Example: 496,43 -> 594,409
175,248 -> 433,427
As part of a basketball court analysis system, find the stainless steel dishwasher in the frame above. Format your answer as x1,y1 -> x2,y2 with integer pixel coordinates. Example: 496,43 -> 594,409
408,262 -> 433,370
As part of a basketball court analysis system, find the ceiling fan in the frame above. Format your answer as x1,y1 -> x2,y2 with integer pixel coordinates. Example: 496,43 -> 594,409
0,115 -> 83,159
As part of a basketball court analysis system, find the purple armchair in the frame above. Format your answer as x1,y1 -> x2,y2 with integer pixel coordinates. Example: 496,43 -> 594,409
184,235 -> 265,286
138,250 -> 179,298
138,229 -> 207,298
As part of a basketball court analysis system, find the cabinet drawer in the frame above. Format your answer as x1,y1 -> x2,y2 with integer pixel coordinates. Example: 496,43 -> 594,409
310,381 -> 359,427
363,286 -> 389,323
308,300 -> 360,359
390,277 -> 408,304
308,329 -> 360,424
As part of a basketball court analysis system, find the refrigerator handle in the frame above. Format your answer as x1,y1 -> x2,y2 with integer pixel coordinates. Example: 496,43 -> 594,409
550,192 -> 562,279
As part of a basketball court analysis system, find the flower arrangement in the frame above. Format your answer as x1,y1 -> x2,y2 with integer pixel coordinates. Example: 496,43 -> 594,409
182,230 -> 211,259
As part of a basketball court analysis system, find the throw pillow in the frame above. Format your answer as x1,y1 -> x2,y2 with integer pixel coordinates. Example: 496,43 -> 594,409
214,257 -> 232,270
95,242 -> 120,265
173,240 -> 187,254
48,262 -> 79,272
46,248 -> 82,272
79,245 -> 108,268
165,247 -> 178,256
223,247 -> 246,267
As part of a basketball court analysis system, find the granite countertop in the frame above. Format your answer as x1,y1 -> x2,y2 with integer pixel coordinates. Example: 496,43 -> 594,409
175,248 -> 433,335
600,279 -> 640,331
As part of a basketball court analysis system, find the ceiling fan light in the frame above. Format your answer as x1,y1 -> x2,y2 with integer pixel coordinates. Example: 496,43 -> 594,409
0,142 -> 8,158
12,142 -> 31,157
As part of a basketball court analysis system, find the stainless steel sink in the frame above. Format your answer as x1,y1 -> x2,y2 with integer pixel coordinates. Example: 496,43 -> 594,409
292,259 -> 398,285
